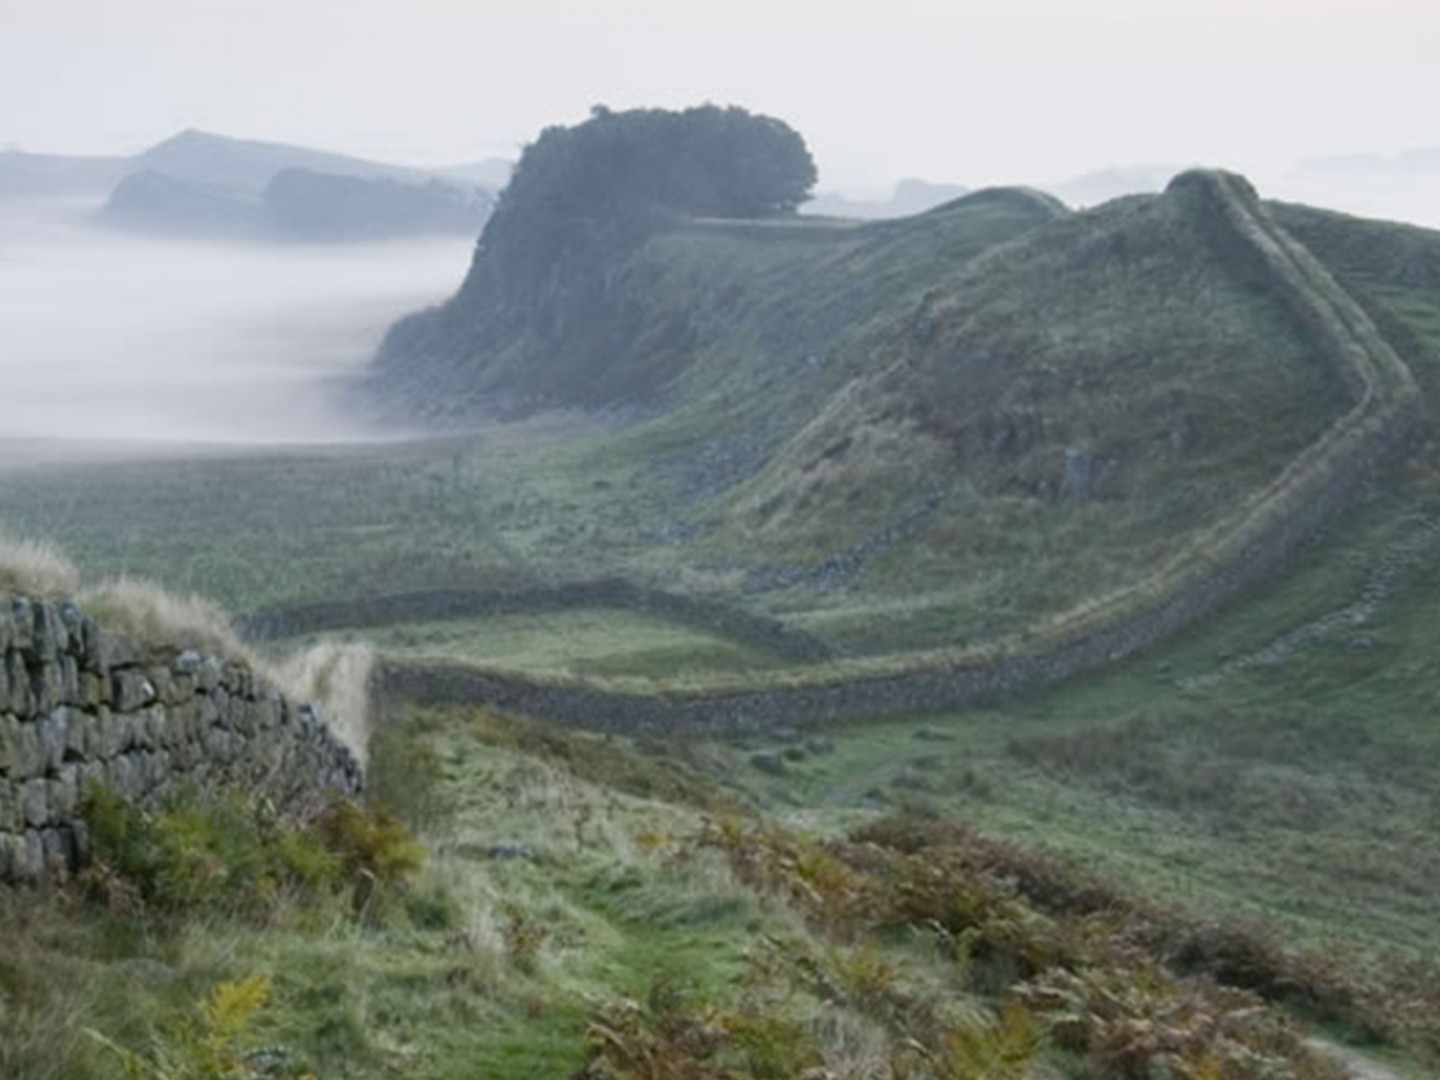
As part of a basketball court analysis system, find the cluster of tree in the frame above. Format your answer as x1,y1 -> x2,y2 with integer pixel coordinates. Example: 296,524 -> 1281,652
469,104 -> 817,300
374,104 -> 818,412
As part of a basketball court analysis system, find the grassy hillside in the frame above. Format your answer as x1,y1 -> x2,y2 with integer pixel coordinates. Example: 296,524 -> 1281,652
6,178 -> 1440,1077
5,701 -> 1434,1078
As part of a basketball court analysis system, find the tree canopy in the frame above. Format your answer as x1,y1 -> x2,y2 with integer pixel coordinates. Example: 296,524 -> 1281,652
470,105 -> 816,292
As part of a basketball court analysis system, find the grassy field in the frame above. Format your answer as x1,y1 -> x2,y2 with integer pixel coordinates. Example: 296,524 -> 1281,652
686,467 -> 1440,963
5,703 -> 1431,1079
280,608 -> 786,680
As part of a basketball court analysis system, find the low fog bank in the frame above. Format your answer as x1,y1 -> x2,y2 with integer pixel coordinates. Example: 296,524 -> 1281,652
0,198 -> 470,453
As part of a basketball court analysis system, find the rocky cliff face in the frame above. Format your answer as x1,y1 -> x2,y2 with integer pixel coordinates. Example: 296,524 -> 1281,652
0,593 -> 362,884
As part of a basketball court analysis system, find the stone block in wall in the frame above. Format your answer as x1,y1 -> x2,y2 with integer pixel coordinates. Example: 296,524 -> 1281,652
31,662 -> 63,714
95,706 -> 121,760
57,601 -> 85,642
21,778 -> 50,828
63,708 -> 85,761
19,830 -> 43,883
108,754 -> 137,799
148,666 -> 174,706
167,673 -> 196,705
32,601 -> 67,661
35,708 -> 68,773
10,598 -> 34,652
197,693 -> 219,732
90,630 -> 142,673
0,714 -> 15,777
112,670 -> 156,713
0,780 -> 17,831
169,699 -> 200,743
197,656 -> 221,694
77,670 -> 106,709
40,827 -> 65,873
0,594 -> 12,653
8,720 -> 42,780
51,764 -> 80,819
8,652 -> 34,718
58,654 -> 80,706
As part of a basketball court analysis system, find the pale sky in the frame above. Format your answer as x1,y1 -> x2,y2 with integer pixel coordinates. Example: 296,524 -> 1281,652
2,0 -> 1437,195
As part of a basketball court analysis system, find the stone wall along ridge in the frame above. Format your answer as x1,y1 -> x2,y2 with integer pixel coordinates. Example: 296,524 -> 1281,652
380,171 -> 1426,733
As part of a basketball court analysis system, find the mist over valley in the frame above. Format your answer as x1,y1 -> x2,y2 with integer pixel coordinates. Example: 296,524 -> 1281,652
0,196 -> 470,448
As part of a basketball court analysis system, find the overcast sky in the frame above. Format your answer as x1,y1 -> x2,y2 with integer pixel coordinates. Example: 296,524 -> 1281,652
2,0 -> 1437,196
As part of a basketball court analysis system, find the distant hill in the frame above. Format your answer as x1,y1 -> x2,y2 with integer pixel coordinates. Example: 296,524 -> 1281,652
1043,164 -> 1185,207
802,178 -> 970,220
6,129 -> 497,242
98,162 -> 491,242
0,149 -> 129,197
130,128 -> 435,195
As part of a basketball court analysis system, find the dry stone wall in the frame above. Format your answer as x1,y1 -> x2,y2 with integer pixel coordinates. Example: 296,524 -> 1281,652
0,593 -> 362,884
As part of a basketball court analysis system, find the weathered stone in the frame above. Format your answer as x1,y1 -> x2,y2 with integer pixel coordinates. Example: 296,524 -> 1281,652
58,654 -> 80,706
31,662 -> 63,714
220,661 -> 245,695
11,721 -> 42,779
96,706 -> 122,759
57,601 -> 85,643
112,669 -> 156,712
92,630 -> 143,672
0,591 -> 12,652
21,777 -> 50,827
109,754 -> 137,798
255,696 -> 281,731
0,779 -> 18,831
32,601 -> 67,660
78,670 -> 105,709
10,598 -> 34,651
51,764 -> 80,818
139,705 -> 167,751
8,652 -> 34,717
77,615 -> 100,668
148,665 -> 175,705
35,708 -> 68,772
40,826 -> 64,870
197,656 -> 222,693
0,713 -> 16,777
168,673 -> 196,704
63,708 -> 86,760
20,830 -> 44,882
173,649 -> 204,676
70,819 -> 91,863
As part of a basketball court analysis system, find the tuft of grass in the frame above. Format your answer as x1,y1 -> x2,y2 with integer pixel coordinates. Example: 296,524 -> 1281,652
267,642 -> 376,767
81,575 -> 255,662
0,531 -> 81,597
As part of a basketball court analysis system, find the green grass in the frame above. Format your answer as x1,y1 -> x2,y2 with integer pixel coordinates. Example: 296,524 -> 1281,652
685,469 -> 1440,963
282,607 -> 785,679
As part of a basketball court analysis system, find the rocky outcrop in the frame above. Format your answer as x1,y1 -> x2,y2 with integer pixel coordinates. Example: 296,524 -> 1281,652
0,593 -> 361,884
